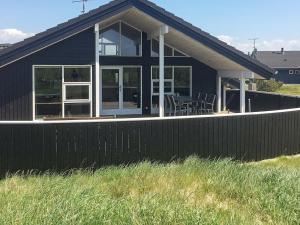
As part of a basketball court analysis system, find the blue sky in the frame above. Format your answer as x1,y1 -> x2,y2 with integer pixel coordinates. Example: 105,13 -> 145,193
1,0 -> 300,52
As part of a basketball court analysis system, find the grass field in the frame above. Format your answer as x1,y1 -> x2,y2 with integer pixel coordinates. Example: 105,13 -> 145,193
275,85 -> 300,96
0,156 -> 299,225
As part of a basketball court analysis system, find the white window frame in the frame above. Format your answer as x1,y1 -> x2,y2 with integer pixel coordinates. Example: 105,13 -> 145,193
289,70 -> 294,75
151,65 -> 192,114
33,65 -> 92,120
151,66 -> 174,96
150,39 -> 189,57
98,21 -> 143,57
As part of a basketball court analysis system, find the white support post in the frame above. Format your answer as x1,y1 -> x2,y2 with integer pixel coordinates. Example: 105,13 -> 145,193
159,25 -> 168,117
95,23 -> 100,117
216,74 -> 222,113
240,76 -> 246,113
222,84 -> 227,111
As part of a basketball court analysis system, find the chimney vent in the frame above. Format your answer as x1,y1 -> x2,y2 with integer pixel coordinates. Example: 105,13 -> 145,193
281,48 -> 284,54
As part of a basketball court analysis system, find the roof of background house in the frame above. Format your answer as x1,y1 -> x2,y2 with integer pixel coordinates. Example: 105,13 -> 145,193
0,44 -> 12,51
255,50 -> 300,69
0,0 -> 274,77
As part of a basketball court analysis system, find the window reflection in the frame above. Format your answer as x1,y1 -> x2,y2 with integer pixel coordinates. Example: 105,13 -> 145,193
35,67 -> 62,118
99,22 -> 141,56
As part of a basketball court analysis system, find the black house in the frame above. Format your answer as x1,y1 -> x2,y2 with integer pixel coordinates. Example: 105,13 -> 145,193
0,0 -> 273,121
256,48 -> 300,84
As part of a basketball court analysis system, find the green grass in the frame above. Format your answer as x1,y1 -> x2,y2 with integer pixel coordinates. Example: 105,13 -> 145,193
255,155 -> 300,169
275,85 -> 300,96
0,157 -> 299,225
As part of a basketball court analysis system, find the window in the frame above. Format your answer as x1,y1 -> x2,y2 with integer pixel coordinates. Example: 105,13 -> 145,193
35,67 -> 62,119
121,23 -> 142,56
65,85 -> 90,100
174,67 -> 191,96
151,39 -> 187,57
152,67 -> 173,94
34,66 -> 92,119
64,103 -> 91,118
289,70 -> 294,75
99,23 -> 120,56
64,67 -> 90,82
151,39 -> 173,57
99,22 -> 142,56
63,66 -> 91,118
123,67 -> 142,109
295,70 -> 300,75
151,66 -> 191,112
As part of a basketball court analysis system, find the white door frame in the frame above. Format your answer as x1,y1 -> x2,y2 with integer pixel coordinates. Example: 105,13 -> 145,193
100,66 -> 142,116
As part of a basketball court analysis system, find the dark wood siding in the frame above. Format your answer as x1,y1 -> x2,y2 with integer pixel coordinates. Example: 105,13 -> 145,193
0,29 -> 217,120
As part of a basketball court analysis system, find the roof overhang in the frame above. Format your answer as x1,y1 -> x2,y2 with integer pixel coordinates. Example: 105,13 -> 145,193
0,0 -> 274,79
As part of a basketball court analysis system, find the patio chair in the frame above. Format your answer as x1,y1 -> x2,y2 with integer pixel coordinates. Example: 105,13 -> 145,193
170,95 -> 188,116
204,94 -> 216,114
164,95 -> 173,116
193,92 -> 207,114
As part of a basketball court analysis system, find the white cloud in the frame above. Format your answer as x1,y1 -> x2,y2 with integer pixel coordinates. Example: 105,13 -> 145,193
217,35 -> 300,53
0,29 -> 34,44
217,35 -> 234,45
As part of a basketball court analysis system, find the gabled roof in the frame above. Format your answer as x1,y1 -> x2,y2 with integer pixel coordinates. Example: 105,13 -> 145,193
0,0 -> 274,77
255,51 -> 300,69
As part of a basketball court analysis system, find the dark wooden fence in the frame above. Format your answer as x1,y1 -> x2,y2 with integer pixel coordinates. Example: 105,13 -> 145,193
227,90 -> 300,112
1,109 -> 300,175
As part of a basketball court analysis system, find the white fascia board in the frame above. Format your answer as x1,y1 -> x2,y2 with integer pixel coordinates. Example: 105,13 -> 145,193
218,70 -> 254,79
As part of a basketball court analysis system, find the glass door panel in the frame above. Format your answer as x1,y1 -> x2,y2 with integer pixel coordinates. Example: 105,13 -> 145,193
102,68 -> 120,110
123,67 -> 141,110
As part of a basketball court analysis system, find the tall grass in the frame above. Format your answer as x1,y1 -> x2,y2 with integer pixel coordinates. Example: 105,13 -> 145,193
0,157 -> 299,225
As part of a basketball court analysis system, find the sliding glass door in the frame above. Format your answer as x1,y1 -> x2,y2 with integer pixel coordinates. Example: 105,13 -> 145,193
101,66 -> 142,115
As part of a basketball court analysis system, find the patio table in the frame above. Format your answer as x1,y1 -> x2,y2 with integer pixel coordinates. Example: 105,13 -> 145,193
173,96 -> 193,104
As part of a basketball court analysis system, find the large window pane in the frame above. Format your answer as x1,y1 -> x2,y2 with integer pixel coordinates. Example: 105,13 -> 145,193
36,104 -> 62,119
174,50 -> 186,57
65,103 -> 90,118
151,39 -> 173,57
35,67 -> 62,118
174,67 -> 190,96
121,23 -> 141,56
99,22 -> 120,56
102,69 -> 120,110
64,67 -> 90,82
123,67 -> 141,109
65,85 -> 89,100
152,67 -> 173,79
99,22 -> 142,57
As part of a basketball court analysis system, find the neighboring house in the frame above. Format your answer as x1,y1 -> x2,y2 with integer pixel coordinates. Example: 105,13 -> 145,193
0,0 -> 273,121
0,44 -> 12,51
255,48 -> 300,84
